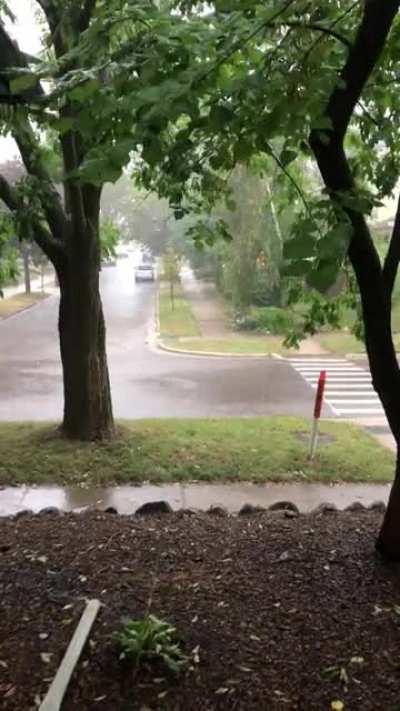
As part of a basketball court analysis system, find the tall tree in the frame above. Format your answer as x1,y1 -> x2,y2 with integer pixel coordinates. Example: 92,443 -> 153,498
0,5 -> 114,440
90,0 -> 400,556
307,1 -> 400,558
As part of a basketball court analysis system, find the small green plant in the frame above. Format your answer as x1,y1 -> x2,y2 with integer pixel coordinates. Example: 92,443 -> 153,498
115,614 -> 188,674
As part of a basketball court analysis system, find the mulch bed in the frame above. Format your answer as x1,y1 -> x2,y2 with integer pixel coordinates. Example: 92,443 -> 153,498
1,509 -> 400,710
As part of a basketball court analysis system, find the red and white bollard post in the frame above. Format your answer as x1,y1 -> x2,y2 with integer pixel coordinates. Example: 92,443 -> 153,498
309,370 -> 326,460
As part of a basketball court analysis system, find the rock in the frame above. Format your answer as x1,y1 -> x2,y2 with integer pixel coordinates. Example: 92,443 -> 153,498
345,502 -> 366,512
277,551 -> 291,562
207,506 -> 228,517
135,501 -> 172,516
369,501 -> 386,513
239,504 -> 266,516
38,507 -> 61,516
284,509 -> 299,519
176,508 -> 197,517
269,501 -> 299,513
14,509 -> 34,520
314,502 -> 337,515
104,506 -> 118,514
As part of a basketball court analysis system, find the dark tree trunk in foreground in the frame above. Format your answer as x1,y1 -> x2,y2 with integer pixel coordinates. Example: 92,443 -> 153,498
309,0 -> 400,558
59,266 -> 113,440
58,185 -> 114,441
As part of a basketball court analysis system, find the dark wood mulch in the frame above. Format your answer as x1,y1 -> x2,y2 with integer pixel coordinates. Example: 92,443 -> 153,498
1,510 -> 400,711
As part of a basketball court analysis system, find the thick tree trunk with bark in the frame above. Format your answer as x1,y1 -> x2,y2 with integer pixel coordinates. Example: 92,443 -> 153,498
58,260 -> 114,441
377,453 -> 400,556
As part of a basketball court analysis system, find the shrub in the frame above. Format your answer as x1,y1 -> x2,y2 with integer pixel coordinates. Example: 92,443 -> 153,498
234,306 -> 297,334
115,615 -> 188,674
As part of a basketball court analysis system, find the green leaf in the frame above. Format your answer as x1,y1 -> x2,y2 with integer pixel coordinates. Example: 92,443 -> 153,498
9,74 -> 38,94
52,117 -> 75,135
69,78 -> 100,102
142,137 -> 164,166
209,105 -> 234,130
307,261 -> 339,293
318,224 -> 352,258
233,139 -> 253,162
280,149 -> 297,168
72,157 -> 122,185
283,234 -> 316,259
311,116 -> 333,131
281,260 -> 312,277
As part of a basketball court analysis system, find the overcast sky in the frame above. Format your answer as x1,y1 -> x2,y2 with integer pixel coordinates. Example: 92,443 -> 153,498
7,0 -> 42,54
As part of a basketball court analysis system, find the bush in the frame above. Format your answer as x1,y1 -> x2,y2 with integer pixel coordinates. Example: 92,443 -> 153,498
234,306 -> 297,334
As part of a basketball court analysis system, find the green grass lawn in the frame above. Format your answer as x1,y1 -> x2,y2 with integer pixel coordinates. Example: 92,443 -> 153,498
318,331 -> 365,355
0,418 -> 394,487
319,330 -> 400,355
0,292 -> 48,319
159,284 -> 200,338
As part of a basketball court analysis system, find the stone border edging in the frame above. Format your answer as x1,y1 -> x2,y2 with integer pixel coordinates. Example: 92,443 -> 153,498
10,498 -> 387,520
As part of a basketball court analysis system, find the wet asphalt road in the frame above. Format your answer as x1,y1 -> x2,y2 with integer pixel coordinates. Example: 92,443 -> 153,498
0,259 -> 316,421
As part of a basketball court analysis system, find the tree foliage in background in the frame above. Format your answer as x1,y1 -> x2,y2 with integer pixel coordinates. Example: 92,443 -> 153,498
162,247 -> 182,310
0,213 -> 18,296
100,218 -> 119,260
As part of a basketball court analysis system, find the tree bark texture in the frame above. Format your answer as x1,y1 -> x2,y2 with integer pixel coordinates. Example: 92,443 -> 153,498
58,259 -> 114,441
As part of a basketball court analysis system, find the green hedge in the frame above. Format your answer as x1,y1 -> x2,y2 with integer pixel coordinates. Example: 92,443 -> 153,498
235,306 -> 298,334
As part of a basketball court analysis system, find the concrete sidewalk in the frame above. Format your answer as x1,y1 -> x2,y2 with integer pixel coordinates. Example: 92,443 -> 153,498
2,270 -> 57,299
180,269 -> 326,355
181,268 -> 230,337
0,481 -> 390,517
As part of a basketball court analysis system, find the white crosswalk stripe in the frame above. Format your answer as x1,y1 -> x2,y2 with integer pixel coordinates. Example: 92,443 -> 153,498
288,357 -> 385,417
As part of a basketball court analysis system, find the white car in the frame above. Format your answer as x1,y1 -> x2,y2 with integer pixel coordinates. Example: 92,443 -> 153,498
135,264 -> 155,282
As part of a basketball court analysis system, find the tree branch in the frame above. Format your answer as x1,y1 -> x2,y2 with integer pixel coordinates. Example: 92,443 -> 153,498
13,120 -> 68,240
79,0 -> 97,33
0,24 -> 68,240
0,174 -> 65,266
282,21 -> 352,49
309,0 -> 400,400
383,193 -> 400,295
319,1 -> 400,146
0,24 -> 44,102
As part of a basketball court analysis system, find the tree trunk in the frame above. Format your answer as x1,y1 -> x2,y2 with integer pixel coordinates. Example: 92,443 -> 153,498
376,450 -> 400,560
22,245 -> 31,295
58,261 -> 114,441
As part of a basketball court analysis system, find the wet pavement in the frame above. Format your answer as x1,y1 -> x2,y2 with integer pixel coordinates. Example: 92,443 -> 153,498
0,258 -> 323,421
0,481 -> 390,516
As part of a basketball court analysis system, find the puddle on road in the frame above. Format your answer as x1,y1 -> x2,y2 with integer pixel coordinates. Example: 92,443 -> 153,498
0,481 -> 390,516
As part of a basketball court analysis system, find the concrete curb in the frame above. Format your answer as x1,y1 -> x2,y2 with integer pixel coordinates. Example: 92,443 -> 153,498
156,339 -> 276,358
